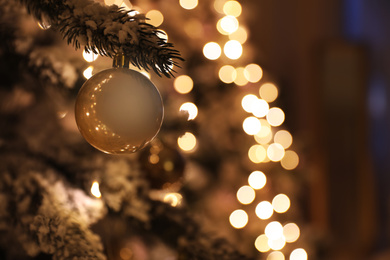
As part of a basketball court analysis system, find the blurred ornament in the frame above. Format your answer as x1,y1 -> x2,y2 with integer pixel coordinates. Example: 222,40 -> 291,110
75,52 -> 163,154
139,139 -> 185,190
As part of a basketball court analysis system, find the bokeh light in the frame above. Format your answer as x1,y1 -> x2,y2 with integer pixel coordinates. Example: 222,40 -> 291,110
223,1 -> 242,17
229,26 -> 248,43
248,145 -> 267,163
248,170 -> 267,190
163,193 -> 183,207
224,40 -> 243,60
290,248 -> 308,260
244,64 -> 263,83
255,201 -> 273,219
255,119 -> 271,137
229,209 -> 249,229
272,194 -> 291,213
260,83 -> 279,103
104,0 -> 123,6
267,251 -> 285,260
265,221 -> 284,240
241,94 -> 258,113
119,247 -> 133,260
237,185 -> 256,204
283,223 -> 300,243
255,234 -> 271,253
255,132 -> 273,145
91,181 -> 101,198
243,117 -> 261,135
82,50 -> 98,62
83,66 -> 94,79
174,75 -> 194,94
234,67 -> 249,86
268,236 -> 286,251
180,0 -> 198,10
267,143 -> 285,162
203,42 -> 222,60
267,107 -> 285,126
179,102 -> 198,120
220,15 -> 239,34
177,132 -> 197,152
145,10 -> 164,27
219,65 -> 237,83
274,130 -> 293,149
251,99 -> 269,118
281,150 -> 299,170
214,0 -> 226,13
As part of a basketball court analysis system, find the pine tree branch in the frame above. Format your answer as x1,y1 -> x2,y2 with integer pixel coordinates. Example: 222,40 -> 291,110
18,0 -> 183,77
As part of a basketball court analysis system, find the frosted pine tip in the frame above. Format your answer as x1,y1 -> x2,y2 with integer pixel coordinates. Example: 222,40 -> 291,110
91,181 -> 102,198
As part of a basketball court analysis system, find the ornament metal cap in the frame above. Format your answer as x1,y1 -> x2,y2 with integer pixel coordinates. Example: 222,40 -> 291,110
112,52 -> 130,68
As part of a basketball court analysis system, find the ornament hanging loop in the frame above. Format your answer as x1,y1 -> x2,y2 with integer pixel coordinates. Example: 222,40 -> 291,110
113,52 -> 130,68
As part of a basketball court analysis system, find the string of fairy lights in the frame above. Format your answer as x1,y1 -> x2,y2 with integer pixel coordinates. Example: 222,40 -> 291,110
76,0 -> 308,259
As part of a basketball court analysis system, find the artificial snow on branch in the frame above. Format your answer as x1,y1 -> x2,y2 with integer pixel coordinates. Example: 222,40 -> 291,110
19,0 -> 183,77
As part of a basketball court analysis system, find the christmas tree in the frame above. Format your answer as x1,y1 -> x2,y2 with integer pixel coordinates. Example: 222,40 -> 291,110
0,0 -> 309,259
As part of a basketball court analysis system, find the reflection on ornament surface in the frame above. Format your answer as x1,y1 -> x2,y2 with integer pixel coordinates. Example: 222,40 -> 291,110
75,68 -> 163,154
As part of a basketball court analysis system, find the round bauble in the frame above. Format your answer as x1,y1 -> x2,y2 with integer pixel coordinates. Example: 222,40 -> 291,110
75,68 -> 163,154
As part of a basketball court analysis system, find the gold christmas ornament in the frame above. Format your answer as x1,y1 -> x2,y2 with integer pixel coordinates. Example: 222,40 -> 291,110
75,52 -> 163,154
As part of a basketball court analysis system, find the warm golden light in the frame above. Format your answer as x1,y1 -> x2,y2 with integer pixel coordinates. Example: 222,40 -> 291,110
177,132 -> 197,152
229,209 -> 249,229
145,10 -> 164,27
237,185 -> 256,205
265,221 -> 284,240
163,193 -> 183,207
272,194 -> 291,213
214,0 -> 226,13
243,117 -> 261,135
234,67 -> 248,86
290,248 -> 308,260
244,64 -> 263,83
255,234 -> 271,253
241,94 -> 258,113
119,247 -> 133,260
174,75 -> 194,94
224,40 -> 243,60
268,236 -> 286,251
180,0 -> 198,9
83,66 -> 94,79
248,171 -> 267,190
274,130 -> 293,149
248,144 -> 267,163
219,65 -> 237,83
283,223 -> 300,243
281,150 -> 299,170
267,143 -> 285,162
91,181 -> 101,198
254,129 -> 273,145
260,83 -> 279,103
267,251 -> 285,260
267,107 -> 285,126
104,0 -> 123,6
251,99 -> 269,118
220,15 -> 239,34
255,201 -> 273,220
223,1 -> 242,17
255,119 -> 271,138
229,26 -> 248,44
203,42 -> 222,60
180,102 -> 198,120
82,50 -> 98,62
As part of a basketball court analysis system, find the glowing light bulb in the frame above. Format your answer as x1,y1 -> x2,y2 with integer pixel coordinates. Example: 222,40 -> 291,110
244,64 -> 263,83
91,181 -> 101,198
256,201 -> 273,219
281,150 -> 299,170
219,65 -> 237,83
272,194 -> 291,213
255,234 -> 271,253
265,221 -> 284,240
180,0 -> 198,9
146,10 -> 164,27
267,143 -> 285,162
229,209 -> 248,229
83,66 -> 94,79
248,171 -> 267,190
223,1 -> 242,17
180,102 -> 198,120
237,185 -> 256,204
283,223 -> 300,243
243,117 -> 261,135
203,42 -> 222,60
224,40 -> 243,60
174,75 -> 194,94
177,132 -> 197,152
260,83 -> 279,103
290,248 -> 308,260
